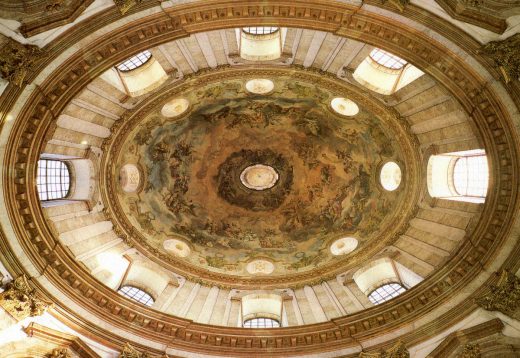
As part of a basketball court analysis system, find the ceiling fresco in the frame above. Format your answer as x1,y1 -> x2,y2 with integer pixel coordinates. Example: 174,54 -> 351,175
114,78 -> 405,276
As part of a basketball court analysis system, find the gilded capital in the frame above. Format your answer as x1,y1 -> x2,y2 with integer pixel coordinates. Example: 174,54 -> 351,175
120,343 -> 149,358
481,33 -> 520,83
457,343 -> 481,358
47,348 -> 72,358
114,0 -> 143,15
359,340 -> 409,358
476,270 -> 520,317
0,275 -> 53,321
0,38 -> 43,87
381,0 -> 409,12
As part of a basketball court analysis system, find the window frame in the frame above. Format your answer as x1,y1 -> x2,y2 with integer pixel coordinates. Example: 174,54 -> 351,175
242,27 -> 279,35
367,282 -> 407,305
243,317 -> 281,328
116,50 -> 153,72
36,159 -> 71,201
451,154 -> 489,198
368,48 -> 408,71
117,285 -> 155,307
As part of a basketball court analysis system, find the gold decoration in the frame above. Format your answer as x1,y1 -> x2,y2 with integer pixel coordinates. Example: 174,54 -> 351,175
0,275 -> 53,321
476,270 -> 520,317
481,33 -> 520,83
47,348 -> 72,358
457,343 -> 481,358
381,0 -> 409,12
114,0 -> 143,15
359,340 -> 409,357
0,38 -> 43,86
120,343 -> 149,358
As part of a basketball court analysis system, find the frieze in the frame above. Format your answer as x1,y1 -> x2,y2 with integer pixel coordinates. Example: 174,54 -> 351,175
0,1 -> 516,355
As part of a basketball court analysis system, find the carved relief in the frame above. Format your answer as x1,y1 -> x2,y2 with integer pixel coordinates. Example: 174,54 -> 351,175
0,275 -> 52,321
120,343 -> 149,358
359,340 -> 409,357
476,270 -> 520,317
0,38 -> 43,86
114,0 -> 143,15
481,33 -> 520,83
457,343 -> 481,358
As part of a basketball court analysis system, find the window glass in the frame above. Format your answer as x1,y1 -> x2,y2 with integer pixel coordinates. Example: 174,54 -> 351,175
453,155 -> 488,197
118,285 -> 154,306
368,283 -> 406,305
242,27 -> 279,35
37,160 -> 70,201
243,317 -> 280,328
116,50 -> 152,72
369,48 -> 407,70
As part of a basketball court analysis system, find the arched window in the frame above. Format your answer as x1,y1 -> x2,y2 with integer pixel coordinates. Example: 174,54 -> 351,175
243,317 -> 280,328
117,285 -> 154,306
427,149 -> 488,203
37,159 -> 71,201
453,155 -> 488,198
368,283 -> 406,305
242,27 -> 279,35
116,50 -> 152,72
369,48 -> 407,70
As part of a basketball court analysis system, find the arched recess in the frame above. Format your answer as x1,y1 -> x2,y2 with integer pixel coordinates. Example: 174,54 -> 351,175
353,257 -> 423,299
241,293 -> 283,326
100,50 -> 168,98
118,259 -> 172,305
428,149 -> 489,203
353,48 -> 424,95
239,27 -> 283,61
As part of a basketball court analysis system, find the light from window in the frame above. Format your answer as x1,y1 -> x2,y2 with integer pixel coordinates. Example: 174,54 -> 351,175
242,27 -> 279,35
368,283 -> 406,305
243,317 -> 280,328
453,155 -> 488,198
116,50 -> 152,72
369,48 -> 407,70
118,285 -> 154,306
37,160 -> 70,201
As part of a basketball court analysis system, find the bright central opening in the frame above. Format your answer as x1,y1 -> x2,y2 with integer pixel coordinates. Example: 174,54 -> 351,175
240,164 -> 279,191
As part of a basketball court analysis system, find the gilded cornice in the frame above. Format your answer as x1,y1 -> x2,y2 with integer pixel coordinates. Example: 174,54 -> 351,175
0,1 -> 518,356
0,275 -> 53,321
476,270 -> 520,317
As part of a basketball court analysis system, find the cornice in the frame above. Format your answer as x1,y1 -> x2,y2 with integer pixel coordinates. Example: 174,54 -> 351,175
0,1 -> 519,356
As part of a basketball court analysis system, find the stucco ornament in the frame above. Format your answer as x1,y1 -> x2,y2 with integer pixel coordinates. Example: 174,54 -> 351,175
359,340 -> 409,357
381,0 -> 409,12
114,0 -> 142,15
47,348 -> 72,358
120,343 -> 149,358
476,270 -> 520,317
481,33 -> 520,83
0,38 -> 43,86
457,343 -> 481,358
0,275 -> 53,321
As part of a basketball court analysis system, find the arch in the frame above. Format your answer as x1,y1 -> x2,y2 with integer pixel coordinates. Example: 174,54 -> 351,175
353,48 -> 424,95
36,159 -> 71,201
428,149 -> 488,203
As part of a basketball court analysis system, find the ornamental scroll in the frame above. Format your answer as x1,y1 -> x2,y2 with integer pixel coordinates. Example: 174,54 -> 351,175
0,275 -> 53,321
476,270 -> 520,318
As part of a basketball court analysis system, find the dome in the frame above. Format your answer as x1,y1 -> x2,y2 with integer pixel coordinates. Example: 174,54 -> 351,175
0,1 -> 519,357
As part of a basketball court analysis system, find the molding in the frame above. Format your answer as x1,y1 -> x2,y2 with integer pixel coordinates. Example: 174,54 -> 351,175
359,340 -> 409,357
0,38 -> 44,87
120,343 -> 149,358
481,33 -> 520,84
